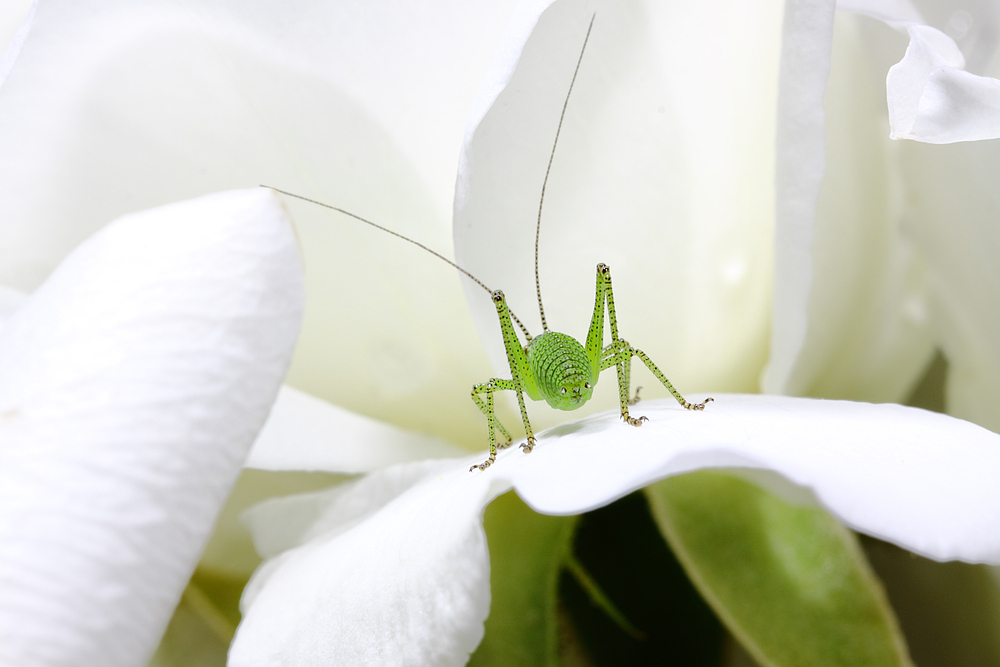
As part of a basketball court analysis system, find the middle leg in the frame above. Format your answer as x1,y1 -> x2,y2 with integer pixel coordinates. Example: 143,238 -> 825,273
470,378 -> 535,471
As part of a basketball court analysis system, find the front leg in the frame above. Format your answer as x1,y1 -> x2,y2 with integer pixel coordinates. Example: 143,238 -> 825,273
598,265 -> 648,426
597,263 -> 712,425
470,378 -> 536,471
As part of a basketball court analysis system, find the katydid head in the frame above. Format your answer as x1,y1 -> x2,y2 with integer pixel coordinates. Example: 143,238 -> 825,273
549,375 -> 594,411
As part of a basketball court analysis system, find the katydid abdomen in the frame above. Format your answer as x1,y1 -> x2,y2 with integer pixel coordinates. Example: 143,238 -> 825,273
526,332 -> 595,410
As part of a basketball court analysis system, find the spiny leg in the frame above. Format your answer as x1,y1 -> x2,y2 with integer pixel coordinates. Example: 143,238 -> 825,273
600,340 -> 646,426
483,288 -> 540,465
601,342 -> 641,405
598,267 -> 646,425
598,263 -> 712,423
470,378 -> 535,471
470,382 -> 505,471
470,384 -> 513,449
600,339 -> 712,413
632,345 -> 713,410
515,388 -> 537,453
630,386 -> 643,406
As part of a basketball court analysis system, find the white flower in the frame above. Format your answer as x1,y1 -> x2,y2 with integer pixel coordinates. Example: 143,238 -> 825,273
3,0 -> 1000,664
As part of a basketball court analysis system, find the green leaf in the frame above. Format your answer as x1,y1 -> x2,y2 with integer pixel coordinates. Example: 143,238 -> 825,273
645,470 -> 912,667
469,491 -> 576,667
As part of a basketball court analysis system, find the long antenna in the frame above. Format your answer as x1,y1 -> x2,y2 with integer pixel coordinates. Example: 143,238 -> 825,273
264,186 -> 534,342
535,13 -> 596,333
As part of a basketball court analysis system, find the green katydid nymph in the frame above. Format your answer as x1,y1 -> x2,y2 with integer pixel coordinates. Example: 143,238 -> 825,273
265,15 -> 711,473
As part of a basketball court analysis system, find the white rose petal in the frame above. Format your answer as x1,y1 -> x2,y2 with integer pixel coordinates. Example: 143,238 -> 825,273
246,385 -> 466,474
905,64 -> 1000,142
843,0 -> 1000,143
0,188 -> 303,667
0,0 -> 33,86
895,138 -> 1000,433
504,396 -> 1000,563
0,284 -> 27,334
762,0 -> 837,395
231,459 -> 504,667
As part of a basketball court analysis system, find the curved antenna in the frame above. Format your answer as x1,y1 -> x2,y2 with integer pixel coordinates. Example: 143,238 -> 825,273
264,186 -> 534,342
535,13 -> 596,333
